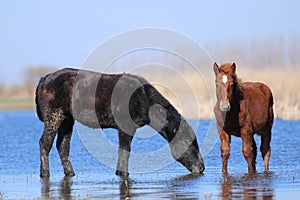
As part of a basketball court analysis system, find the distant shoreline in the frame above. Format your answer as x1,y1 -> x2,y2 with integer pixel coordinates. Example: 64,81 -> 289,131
1,68 -> 299,120
0,97 -> 299,120
0,98 -> 35,110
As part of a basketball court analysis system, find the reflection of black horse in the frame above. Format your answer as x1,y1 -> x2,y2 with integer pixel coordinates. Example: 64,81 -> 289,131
36,68 -> 204,177
120,173 -> 203,199
41,177 -> 72,199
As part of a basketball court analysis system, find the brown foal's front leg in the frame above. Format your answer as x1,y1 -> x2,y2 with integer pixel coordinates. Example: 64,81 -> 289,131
241,130 -> 256,174
218,126 -> 231,174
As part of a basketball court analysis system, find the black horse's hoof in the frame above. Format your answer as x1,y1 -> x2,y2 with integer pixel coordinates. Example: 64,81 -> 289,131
40,170 -> 50,178
115,170 -> 129,177
65,171 -> 76,177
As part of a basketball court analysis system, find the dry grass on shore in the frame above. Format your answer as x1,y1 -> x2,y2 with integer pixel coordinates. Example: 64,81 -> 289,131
0,68 -> 299,120
143,67 -> 300,120
238,68 -> 300,120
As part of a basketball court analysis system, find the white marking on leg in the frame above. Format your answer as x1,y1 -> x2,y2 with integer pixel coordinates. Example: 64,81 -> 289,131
222,75 -> 228,84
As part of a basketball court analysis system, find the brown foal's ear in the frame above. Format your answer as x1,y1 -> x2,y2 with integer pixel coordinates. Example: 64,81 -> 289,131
231,63 -> 236,73
213,62 -> 219,75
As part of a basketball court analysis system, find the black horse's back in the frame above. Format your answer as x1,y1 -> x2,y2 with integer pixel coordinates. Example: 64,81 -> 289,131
35,68 -> 148,128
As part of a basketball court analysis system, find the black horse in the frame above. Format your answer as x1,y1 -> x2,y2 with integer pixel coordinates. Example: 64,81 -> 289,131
36,68 -> 205,177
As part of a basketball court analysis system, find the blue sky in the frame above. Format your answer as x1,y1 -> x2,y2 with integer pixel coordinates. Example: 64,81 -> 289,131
0,0 -> 299,85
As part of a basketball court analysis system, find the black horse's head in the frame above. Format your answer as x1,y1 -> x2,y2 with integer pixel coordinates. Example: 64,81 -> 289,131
144,84 -> 205,174
169,120 -> 205,174
177,139 -> 205,174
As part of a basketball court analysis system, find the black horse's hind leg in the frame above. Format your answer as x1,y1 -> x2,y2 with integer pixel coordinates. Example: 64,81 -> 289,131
56,117 -> 75,177
116,128 -> 135,176
39,109 -> 65,177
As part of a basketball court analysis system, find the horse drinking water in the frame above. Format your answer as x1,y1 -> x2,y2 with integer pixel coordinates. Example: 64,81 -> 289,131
213,63 -> 274,174
36,68 -> 205,177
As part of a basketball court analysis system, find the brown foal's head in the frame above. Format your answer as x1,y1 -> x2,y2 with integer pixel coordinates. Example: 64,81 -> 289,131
213,62 -> 237,112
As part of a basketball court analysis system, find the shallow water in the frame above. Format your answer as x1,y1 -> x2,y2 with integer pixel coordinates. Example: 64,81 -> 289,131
0,110 -> 299,199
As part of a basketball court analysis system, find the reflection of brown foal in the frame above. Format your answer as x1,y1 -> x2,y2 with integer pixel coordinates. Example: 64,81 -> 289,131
213,63 -> 274,173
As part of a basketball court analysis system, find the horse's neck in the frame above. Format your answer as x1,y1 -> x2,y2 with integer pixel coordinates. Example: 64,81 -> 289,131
165,107 -> 182,140
150,105 -> 181,142
232,79 -> 244,102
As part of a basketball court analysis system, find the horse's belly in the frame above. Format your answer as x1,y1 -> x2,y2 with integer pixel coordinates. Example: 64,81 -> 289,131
73,106 -> 116,129
231,131 -> 241,137
224,122 -> 241,137
73,108 -> 102,128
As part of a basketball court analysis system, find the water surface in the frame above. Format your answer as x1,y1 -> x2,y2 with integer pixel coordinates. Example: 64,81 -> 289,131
0,111 -> 299,199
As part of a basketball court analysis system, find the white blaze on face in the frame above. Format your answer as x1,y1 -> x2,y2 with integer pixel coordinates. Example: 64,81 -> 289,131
222,75 -> 228,84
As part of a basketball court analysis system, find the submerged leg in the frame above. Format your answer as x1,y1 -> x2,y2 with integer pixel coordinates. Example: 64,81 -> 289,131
39,109 -> 65,177
116,128 -> 134,177
252,137 -> 257,172
241,132 -> 255,174
219,128 -> 231,174
260,127 -> 272,172
261,106 -> 274,172
56,117 -> 75,177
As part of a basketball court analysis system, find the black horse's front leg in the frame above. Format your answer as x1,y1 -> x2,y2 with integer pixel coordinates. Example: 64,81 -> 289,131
116,128 -> 134,177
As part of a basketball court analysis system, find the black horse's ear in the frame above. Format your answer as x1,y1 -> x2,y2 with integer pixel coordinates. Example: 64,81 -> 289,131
213,63 -> 219,75
231,63 -> 236,73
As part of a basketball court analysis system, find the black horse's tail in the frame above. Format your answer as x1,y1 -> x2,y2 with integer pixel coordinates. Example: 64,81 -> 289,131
35,76 -> 45,122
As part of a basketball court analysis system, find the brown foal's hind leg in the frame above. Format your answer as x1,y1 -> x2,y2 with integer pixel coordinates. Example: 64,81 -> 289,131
116,128 -> 135,177
261,106 -> 273,172
252,137 -> 257,172
260,127 -> 272,172
56,117 -> 75,177
39,109 -> 65,177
